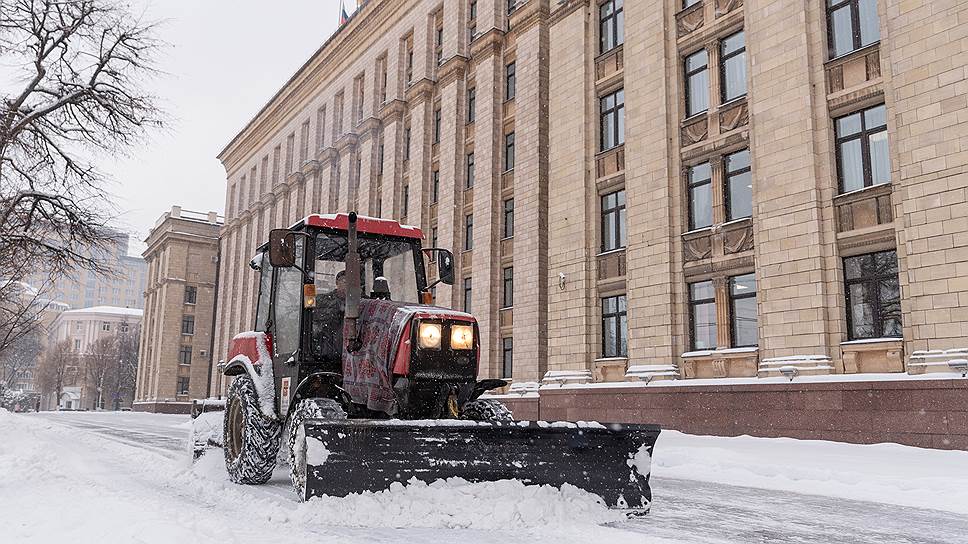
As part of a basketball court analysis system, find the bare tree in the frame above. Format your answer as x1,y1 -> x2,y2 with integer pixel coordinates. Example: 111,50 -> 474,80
84,334 -> 117,410
0,0 -> 164,359
113,322 -> 139,409
36,338 -> 73,409
0,326 -> 41,394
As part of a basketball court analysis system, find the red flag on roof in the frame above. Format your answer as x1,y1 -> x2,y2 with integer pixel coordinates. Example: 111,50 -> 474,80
339,1 -> 349,25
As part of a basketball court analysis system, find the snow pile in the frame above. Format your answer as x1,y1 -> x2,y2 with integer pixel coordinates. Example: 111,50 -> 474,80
294,478 -> 626,529
654,430 -> 968,514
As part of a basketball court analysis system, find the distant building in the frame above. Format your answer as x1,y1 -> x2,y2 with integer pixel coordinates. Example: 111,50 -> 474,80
46,305 -> 143,410
134,207 -> 222,413
26,229 -> 147,310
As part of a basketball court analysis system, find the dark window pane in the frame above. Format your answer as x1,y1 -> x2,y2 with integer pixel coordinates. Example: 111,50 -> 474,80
869,131 -> 890,185
733,297 -> 758,347
723,54 -> 747,101
858,0 -> 880,47
830,6 -> 854,57
839,138 -> 865,192
690,183 -> 713,229
848,283 -> 875,339
844,253 -> 871,280
722,31 -> 744,56
692,302 -> 717,349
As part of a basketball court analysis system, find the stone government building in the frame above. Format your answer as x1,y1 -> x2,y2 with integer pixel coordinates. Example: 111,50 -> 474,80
212,0 -> 968,395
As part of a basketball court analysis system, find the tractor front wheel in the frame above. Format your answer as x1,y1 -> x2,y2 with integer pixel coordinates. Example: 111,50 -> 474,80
287,397 -> 346,501
223,374 -> 281,485
461,399 -> 514,422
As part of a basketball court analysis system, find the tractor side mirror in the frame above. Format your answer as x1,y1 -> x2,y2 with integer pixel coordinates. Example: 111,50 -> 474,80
436,249 -> 455,286
268,229 -> 296,268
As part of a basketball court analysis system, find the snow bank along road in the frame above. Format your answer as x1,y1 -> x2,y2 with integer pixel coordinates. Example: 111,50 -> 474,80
4,411 -> 968,544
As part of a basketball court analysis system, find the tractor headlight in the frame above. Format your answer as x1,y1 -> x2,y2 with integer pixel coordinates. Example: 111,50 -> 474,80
418,322 -> 443,349
450,325 -> 474,350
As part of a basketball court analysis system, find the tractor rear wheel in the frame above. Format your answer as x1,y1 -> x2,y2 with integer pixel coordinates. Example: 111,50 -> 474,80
223,374 -> 281,485
461,399 -> 513,422
288,397 -> 346,501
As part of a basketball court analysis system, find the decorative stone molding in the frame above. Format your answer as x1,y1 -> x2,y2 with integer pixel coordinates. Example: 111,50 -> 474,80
597,249 -> 626,281
285,171 -> 305,187
499,308 -> 513,330
334,132 -> 359,154
676,2 -> 704,38
378,99 -> 407,123
681,347 -> 758,378
437,55 -> 469,87
625,364 -> 680,382
300,159 -> 320,176
722,219 -> 754,254
715,0 -> 743,18
718,100 -> 748,133
826,44 -> 881,95
595,46 -> 624,84
542,370 -> 592,386
315,147 -> 338,165
682,116 -> 709,146
841,339 -> 904,374
835,183 -> 893,233
355,116 -> 383,143
683,229 -> 714,262
508,0 -> 546,36
405,78 -> 435,104
908,348 -> 968,375
593,358 -> 628,383
469,27 -> 505,61
595,145 -> 625,179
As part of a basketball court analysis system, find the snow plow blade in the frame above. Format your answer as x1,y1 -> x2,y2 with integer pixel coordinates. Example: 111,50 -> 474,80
301,420 -> 660,512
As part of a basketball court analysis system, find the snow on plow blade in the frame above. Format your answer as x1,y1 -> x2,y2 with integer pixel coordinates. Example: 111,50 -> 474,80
302,419 -> 661,511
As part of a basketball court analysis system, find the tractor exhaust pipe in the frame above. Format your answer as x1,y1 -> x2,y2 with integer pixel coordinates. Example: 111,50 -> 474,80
344,212 -> 362,352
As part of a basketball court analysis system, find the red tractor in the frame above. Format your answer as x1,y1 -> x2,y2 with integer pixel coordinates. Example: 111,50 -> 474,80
196,212 -> 659,512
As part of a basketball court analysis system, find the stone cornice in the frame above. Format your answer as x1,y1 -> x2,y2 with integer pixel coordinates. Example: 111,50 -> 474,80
438,55 -> 470,87
335,132 -> 360,154
379,99 -> 407,123
508,0 -> 547,35
285,171 -> 305,189
355,116 -> 383,143
470,27 -> 505,61
316,146 -> 338,165
405,78 -> 436,105
549,0 -> 584,26
300,159 -> 320,176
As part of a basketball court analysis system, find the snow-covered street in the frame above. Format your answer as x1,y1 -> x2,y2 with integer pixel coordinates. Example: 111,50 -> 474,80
4,410 -> 968,544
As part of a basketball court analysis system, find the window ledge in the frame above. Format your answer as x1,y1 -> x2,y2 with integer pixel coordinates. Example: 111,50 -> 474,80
825,42 -> 881,66
594,43 -> 624,63
596,247 -> 626,257
716,95 -> 747,111
833,182 -> 892,204
841,337 -> 902,346
681,111 -> 708,126
595,143 -> 625,158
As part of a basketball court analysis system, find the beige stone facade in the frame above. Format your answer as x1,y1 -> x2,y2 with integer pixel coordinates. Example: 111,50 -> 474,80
134,207 -> 222,412
212,0 -> 968,389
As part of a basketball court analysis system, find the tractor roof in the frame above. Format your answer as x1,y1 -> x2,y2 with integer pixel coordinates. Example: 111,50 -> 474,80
300,213 -> 423,240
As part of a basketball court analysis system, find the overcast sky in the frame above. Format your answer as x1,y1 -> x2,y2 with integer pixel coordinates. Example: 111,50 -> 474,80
104,0 -> 351,253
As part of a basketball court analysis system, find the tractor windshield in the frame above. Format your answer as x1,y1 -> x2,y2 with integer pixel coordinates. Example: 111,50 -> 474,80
312,231 -> 420,362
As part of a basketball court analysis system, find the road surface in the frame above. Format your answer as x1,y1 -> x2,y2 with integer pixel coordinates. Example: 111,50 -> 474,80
26,411 -> 968,543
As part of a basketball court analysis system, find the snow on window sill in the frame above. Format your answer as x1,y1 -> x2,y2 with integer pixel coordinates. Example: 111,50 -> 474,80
840,337 -> 902,346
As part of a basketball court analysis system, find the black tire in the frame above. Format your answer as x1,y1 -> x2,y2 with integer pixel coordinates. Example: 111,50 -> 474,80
461,398 -> 513,422
223,374 -> 281,485
287,397 -> 346,501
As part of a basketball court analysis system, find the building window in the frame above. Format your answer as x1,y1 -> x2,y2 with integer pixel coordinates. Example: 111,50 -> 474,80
120,324 -> 129,333
599,0 -> 624,54
184,285 -> 197,304
602,294 -> 628,358
601,189 -> 627,252
720,31 -> 747,103
402,185 -> 410,216
465,214 -> 474,250
502,337 -> 513,378
600,88 -> 625,151
502,267 -> 514,308
178,345 -> 192,365
508,0 -> 517,15
435,25 -> 444,66
504,132 -> 515,171
470,0 -> 478,20
463,278 -> 473,313
687,162 -> 713,230
685,49 -> 709,118
181,315 -> 195,335
404,126 -> 411,160
405,39 -> 414,84
835,104 -> 889,193
505,61 -> 516,101
827,0 -> 880,58
467,87 -> 476,123
431,227 -> 439,251
503,198 -> 515,238
683,0 -> 701,7
176,377 -> 190,396
466,153 -> 475,188
689,280 -> 717,350
433,107 -> 442,144
729,274 -> 758,348
844,250 -> 901,340
432,170 -> 440,203
725,149 -> 752,221
101,322 -> 111,332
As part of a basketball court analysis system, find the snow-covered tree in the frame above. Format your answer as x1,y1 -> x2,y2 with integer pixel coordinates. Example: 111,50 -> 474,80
0,327 -> 41,394
84,335 -> 117,410
36,338 -> 74,409
0,0 -> 164,361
